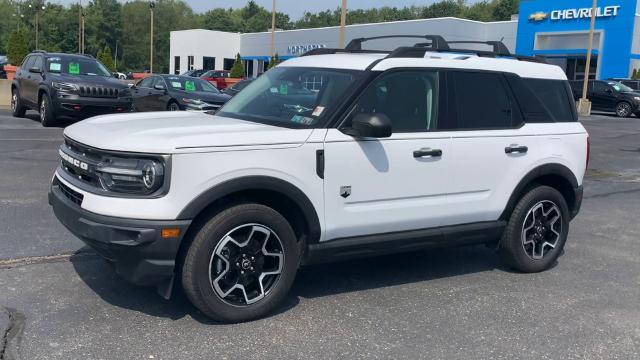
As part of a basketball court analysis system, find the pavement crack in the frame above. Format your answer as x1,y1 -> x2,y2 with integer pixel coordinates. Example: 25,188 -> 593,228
0,307 -> 25,360
0,250 -> 98,270
584,187 -> 640,199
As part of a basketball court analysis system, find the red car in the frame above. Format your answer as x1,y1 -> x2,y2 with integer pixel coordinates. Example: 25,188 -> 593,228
200,70 -> 232,89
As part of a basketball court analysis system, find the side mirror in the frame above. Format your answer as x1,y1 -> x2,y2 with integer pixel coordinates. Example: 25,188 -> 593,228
343,113 -> 392,138
29,67 -> 42,74
605,88 -> 613,94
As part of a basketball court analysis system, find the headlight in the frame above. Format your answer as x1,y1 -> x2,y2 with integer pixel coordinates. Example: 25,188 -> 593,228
96,156 -> 165,195
182,98 -> 203,105
634,96 -> 640,101
52,82 -> 79,93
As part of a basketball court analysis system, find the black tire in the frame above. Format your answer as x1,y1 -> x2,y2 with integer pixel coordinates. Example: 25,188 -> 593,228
39,93 -> 57,127
10,87 -> 27,117
181,203 -> 299,323
499,185 -> 570,273
615,101 -> 632,118
167,101 -> 180,111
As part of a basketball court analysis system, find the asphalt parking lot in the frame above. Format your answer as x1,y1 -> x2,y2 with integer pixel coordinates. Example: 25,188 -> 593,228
0,109 -> 639,359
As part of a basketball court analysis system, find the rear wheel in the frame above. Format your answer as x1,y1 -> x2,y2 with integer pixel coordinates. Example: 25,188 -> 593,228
181,203 -> 299,323
39,93 -> 57,127
167,101 -> 180,111
615,102 -> 632,118
499,185 -> 570,273
11,88 -> 26,117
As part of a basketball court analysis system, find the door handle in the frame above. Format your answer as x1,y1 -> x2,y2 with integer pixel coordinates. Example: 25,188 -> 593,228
505,145 -> 528,154
413,148 -> 442,158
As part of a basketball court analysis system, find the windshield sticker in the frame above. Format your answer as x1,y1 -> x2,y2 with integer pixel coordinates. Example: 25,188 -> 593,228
49,63 -> 61,72
279,84 -> 288,95
68,62 -> 80,75
312,106 -> 325,117
270,87 -> 279,93
291,115 -> 314,125
185,81 -> 196,91
171,81 -> 182,88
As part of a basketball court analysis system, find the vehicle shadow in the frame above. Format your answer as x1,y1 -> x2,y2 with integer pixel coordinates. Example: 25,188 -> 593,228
70,244 -> 508,324
23,111 -> 77,128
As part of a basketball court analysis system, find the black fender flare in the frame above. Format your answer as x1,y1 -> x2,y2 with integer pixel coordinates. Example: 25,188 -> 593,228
499,163 -> 579,221
177,176 -> 322,243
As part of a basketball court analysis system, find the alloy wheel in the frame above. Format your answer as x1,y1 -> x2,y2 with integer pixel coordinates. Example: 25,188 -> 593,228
521,200 -> 562,260
616,103 -> 631,117
169,103 -> 179,111
209,223 -> 284,306
11,93 -> 17,112
40,98 -> 46,123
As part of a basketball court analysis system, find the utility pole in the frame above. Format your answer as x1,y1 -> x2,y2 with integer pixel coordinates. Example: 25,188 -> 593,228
578,0 -> 598,116
81,12 -> 85,54
270,0 -> 276,57
339,0 -> 347,48
78,1 -> 82,53
114,40 -> 118,70
30,4 -> 45,49
149,1 -> 155,73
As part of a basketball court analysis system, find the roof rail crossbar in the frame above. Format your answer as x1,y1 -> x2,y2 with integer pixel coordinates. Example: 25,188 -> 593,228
345,35 -> 449,51
446,40 -> 511,56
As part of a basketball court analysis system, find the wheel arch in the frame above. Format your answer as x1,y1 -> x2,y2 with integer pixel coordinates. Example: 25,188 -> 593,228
37,86 -> 50,104
499,163 -> 580,222
176,176 -> 322,260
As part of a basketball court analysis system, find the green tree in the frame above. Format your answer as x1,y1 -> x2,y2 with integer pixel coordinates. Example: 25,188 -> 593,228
97,45 -> 115,71
229,53 -> 244,78
267,53 -> 280,70
6,29 -> 29,65
422,0 -> 465,18
492,0 -> 519,21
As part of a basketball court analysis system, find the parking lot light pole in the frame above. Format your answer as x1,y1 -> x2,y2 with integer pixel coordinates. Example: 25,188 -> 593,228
270,0 -> 276,58
578,0 -> 598,117
339,0 -> 347,48
29,4 -> 46,50
150,1 -> 155,74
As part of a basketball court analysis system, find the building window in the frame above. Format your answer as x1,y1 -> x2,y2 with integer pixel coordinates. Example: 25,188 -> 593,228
174,56 -> 180,75
187,56 -> 194,71
203,57 -> 215,70
223,58 -> 235,71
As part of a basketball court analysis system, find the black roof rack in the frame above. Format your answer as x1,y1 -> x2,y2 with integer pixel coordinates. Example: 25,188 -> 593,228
300,34 -> 546,64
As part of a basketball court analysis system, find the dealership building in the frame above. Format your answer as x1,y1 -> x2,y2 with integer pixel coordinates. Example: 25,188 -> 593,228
170,0 -> 640,80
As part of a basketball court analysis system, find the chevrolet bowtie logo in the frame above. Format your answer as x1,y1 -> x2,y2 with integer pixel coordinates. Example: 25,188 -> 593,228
529,12 -> 548,21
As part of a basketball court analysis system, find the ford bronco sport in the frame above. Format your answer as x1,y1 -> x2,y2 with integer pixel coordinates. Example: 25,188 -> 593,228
49,35 -> 588,323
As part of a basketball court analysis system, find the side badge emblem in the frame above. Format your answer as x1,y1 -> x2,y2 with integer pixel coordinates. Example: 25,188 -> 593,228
340,186 -> 351,198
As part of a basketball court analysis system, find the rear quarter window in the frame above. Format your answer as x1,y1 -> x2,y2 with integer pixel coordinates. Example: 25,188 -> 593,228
508,76 -> 578,123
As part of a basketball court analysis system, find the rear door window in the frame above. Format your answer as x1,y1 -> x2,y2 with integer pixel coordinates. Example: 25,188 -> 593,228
447,71 -> 515,130
523,79 -> 576,122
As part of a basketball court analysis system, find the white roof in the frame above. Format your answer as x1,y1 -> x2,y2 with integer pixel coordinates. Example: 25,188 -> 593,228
280,52 -> 567,80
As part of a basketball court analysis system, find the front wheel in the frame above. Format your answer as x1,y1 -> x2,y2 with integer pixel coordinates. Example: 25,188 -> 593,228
167,101 -> 180,111
615,102 -> 632,118
11,88 -> 27,117
181,203 -> 300,323
499,185 -> 570,273
39,93 -> 57,127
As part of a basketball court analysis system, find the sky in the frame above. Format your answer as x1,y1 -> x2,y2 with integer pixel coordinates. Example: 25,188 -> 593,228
53,0 -> 484,20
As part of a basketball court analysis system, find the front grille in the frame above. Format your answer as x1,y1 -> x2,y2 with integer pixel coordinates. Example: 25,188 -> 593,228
55,178 -> 84,206
78,86 -> 119,98
60,139 -> 103,188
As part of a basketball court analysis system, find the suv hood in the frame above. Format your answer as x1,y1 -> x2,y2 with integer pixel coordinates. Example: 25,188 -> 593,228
64,112 -> 314,154
49,73 -> 127,88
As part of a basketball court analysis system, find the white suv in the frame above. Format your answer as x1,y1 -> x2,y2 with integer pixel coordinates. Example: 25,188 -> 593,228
49,36 -> 589,323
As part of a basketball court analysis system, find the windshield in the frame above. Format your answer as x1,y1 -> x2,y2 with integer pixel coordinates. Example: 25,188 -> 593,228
46,56 -> 111,77
217,67 -> 363,128
610,82 -> 634,92
165,76 -> 220,93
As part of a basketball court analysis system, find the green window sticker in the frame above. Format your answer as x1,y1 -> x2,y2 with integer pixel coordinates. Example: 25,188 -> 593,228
68,62 -> 80,75
185,81 -> 196,91
279,83 -> 288,95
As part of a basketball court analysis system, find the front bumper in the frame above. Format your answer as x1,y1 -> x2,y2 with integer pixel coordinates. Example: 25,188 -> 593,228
52,95 -> 132,118
49,176 -> 191,289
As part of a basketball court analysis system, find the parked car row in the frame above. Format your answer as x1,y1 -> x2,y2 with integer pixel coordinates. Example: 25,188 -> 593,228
10,51 -> 260,126
569,79 -> 640,118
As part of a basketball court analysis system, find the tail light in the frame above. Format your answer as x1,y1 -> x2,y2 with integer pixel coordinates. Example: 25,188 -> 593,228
586,135 -> 590,170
